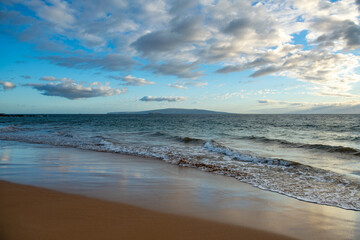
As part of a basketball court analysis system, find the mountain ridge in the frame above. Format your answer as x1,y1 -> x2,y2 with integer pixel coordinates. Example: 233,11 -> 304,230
107,108 -> 233,115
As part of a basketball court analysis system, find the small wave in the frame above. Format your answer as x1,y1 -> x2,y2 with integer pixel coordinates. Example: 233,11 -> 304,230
241,136 -> 360,156
177,136 -> 206,144
149,132 -> 206,144
204,140 -> 298,167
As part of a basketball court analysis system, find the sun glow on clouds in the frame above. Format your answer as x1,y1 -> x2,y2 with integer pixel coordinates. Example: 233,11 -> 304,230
1,0 -> 360,113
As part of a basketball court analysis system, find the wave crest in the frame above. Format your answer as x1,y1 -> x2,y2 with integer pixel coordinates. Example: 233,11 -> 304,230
241,136 -> 360,156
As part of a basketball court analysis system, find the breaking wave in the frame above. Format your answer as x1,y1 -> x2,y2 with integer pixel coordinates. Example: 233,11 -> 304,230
0,127 -> 359,211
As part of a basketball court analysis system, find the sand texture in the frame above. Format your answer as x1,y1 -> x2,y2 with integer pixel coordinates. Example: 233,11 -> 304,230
0,180 -> 295,240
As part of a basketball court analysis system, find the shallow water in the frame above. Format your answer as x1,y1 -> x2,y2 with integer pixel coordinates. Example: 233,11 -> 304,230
0,114 -> 359,210
1,140 -> 360,240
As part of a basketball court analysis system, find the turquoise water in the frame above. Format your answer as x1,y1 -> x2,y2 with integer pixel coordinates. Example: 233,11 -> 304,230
1,114 -> 359,210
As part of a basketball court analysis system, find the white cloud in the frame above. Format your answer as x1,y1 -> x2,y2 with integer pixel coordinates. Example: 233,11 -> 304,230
184,81 -> 208,87
140,96 -> 187,102
253,89 -> 279,96
26,77 -> 126,99
168,80 -> 208,89
168,84 -> 188,89
119,75 -> 155,86
217,44 -> 360,97
216,92 -> 245,100
258,99 -> 299,105
0,80 -> 16,90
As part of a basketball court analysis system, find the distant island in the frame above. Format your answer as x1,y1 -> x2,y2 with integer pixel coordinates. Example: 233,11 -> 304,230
108,108 -> 233,115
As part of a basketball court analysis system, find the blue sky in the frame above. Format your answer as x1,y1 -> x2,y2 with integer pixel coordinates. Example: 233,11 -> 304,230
1,0 -> 360,114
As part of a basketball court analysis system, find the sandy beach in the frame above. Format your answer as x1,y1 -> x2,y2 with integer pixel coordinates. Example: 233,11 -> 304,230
2,0 -> 360,238
0,180 -> 294,240
1,140 -> 359,240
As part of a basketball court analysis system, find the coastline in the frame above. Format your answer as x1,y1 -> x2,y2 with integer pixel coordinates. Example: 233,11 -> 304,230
0,180 -> 293,240
0,140 -> 359,240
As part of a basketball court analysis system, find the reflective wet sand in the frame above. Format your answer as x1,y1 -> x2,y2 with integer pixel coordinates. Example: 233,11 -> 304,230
1,140 -> 359,240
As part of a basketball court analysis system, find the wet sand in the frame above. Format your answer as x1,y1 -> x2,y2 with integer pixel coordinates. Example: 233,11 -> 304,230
0,140 -> 359,240
0,180 -> 294,240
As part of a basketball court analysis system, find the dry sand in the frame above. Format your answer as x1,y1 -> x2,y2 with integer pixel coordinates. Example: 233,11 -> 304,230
0,180 -> 294,240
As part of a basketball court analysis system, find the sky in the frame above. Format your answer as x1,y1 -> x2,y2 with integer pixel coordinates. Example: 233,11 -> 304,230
1,0 -> 360,114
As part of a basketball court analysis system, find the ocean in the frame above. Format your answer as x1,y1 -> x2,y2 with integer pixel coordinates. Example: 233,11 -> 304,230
0,114 -> 359,210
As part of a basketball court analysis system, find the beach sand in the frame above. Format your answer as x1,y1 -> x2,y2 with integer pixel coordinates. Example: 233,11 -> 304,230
0,180 -> 294,240
0,141 -> 359,240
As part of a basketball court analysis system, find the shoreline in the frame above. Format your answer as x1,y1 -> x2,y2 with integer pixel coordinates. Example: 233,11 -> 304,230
0,180 -> 294,240
1,140 -> 359,239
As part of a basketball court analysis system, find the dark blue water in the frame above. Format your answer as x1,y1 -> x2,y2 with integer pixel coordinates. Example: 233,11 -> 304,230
1,114 -> 359,210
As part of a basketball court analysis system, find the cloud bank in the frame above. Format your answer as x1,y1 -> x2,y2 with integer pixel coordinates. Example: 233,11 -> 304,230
25,77 -> 126,100
1,0 -> 360,98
